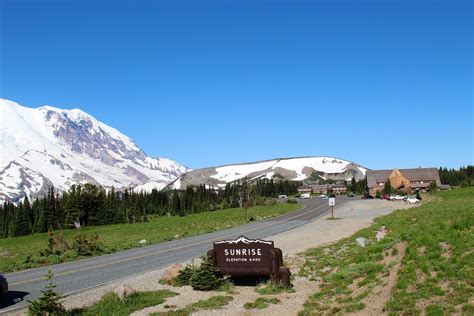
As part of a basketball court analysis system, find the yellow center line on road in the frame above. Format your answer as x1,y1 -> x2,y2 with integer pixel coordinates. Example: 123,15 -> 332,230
9,202 -> 328,287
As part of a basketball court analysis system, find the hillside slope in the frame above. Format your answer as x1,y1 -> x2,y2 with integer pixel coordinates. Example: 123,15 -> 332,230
168,156 -> 367,190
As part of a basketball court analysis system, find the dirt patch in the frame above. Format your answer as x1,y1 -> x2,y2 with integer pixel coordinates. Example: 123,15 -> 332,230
439,241 -> 452,258
418,246 -> 427,256
133,275 -> 319,316
416,269 -> 427,283
132,284 -> 217,316
354,241 -> 408,315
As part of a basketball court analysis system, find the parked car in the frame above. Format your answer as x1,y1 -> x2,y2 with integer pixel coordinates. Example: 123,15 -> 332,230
390,195 -> 405,201
362,193 -> 374,199
347,193 -> 355,197
300,193 -> 310,199
278,195 -> 287,199
0,273 -> 7,298
406,196 -> 420,204
381,194 -> 391,200
318,194 -> 328,199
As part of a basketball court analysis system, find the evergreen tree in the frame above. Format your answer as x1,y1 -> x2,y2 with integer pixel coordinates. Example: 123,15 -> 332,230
428,180 -> 438,193
350,177 -> 356,193
14,201 -> 32,236
382,179 -> 392,195
28,269 -> 65,315
1,178 -> 303,238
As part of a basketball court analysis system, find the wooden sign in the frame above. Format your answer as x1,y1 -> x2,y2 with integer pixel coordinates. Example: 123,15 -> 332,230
207,236 -> 291,287
214,236 -> 273,269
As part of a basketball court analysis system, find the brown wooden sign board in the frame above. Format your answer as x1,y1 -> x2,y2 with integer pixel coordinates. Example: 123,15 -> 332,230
207,236 -> 291,287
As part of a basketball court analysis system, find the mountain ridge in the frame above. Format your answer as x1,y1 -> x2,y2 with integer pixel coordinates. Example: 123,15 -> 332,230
0,99 -> 187,203
166,156 -> 368,190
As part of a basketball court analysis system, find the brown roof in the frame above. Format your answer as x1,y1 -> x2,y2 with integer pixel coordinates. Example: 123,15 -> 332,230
410,183 -> 431,189
399,168 -> 441,183
366,170 -> 392,188
367,168 -> 441,188
310,184 -> 331,190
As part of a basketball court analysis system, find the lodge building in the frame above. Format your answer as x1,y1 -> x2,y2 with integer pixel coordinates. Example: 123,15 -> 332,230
297,184 -> 347,195
366,167 -> 444,196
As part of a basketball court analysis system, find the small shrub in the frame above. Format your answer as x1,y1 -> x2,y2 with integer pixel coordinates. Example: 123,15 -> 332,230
174,264 -> 195,286
175,260 -> 224,291
39,229 -> 68,257
287,198 -> 298,204
72,234 -> 104,256
189,260 -> 224,291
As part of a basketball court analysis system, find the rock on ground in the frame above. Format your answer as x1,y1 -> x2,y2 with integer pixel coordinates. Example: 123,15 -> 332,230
161,263 -> 183,282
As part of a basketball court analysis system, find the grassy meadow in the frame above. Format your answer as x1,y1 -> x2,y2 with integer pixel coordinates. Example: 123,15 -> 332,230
0,203 -> 301,272
299,187 -> 473,315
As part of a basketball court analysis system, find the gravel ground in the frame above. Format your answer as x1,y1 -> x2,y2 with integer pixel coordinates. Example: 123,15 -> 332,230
270,199 -> 415,256
6,199 -> 417,316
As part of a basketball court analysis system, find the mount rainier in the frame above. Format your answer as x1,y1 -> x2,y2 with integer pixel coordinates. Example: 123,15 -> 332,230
0,99 -> 187,203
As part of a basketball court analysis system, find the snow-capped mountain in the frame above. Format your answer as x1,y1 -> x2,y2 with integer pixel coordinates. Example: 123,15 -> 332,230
0,99 -> 188,203
168,156 -> 367,190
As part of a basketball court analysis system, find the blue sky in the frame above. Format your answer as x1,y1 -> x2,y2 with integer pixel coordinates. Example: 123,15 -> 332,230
1,0 -> 472,169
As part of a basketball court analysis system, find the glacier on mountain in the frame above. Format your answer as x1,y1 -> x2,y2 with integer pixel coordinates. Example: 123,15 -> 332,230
0,99 -> 187,203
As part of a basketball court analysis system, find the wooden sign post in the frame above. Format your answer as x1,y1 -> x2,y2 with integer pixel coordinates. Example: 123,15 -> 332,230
207,236 -> 291,287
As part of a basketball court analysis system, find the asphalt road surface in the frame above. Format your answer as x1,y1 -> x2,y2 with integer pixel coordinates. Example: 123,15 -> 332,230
0,196 -> 350,313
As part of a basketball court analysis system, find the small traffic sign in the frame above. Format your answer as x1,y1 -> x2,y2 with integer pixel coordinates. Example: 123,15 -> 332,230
329,197 -> 335,206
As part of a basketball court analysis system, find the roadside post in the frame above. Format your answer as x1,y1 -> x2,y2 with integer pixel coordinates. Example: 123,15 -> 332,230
243,201 -> 249,223
329,197 -> 335,219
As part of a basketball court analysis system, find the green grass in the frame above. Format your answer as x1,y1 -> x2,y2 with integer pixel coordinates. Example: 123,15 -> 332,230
215,280 -> 236,294
244,297 -> 280,309
0,203 -> 300,272
70,290 -> 178,316
255,281 -> 295,295
152,295 -> 233,315
299,187 -> 474,315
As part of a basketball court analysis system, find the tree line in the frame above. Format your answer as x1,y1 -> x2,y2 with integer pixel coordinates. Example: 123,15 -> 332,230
347,177 -> 367,194
438,166 -> 474,187
0,179 -> 300,238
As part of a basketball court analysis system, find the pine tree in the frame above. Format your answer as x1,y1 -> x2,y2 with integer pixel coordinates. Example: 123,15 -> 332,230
428,180 -> 438,193
382,179 -> 392,195
14,201 -> 32,236
28,269 -> 65,315
350,177 -> 356,193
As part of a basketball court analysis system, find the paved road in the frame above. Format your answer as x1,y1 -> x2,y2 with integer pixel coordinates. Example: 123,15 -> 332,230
0,196 -> 350,313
